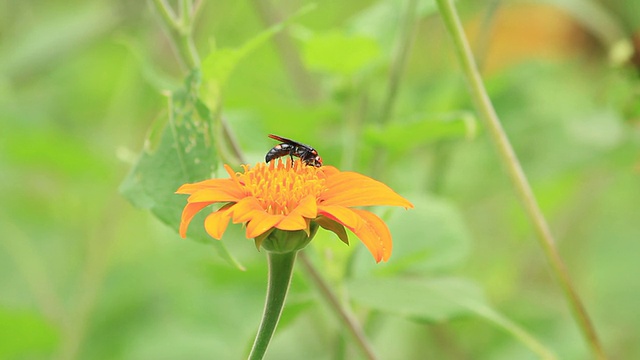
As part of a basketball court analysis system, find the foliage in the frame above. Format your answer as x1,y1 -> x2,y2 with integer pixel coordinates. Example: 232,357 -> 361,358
1,0 -> 639,359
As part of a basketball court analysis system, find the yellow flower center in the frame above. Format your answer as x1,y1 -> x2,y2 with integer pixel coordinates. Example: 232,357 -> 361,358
239,159 -> 327,215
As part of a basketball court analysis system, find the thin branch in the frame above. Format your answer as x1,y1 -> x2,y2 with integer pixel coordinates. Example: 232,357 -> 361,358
179,0 -> 190,24
192,0 -> 205,24
152,0 -> 179,29
378,0 -> 418,126
472,0 -> 501,73
151,0 -> 248,167
222,117 -> 246,163
56,198 -> 121,360
298,252 -> 378,360
371,0 -> 419,178
252,0 -> 319,102
434,0 -> 607,359
1,222 -> 65,326
151,0 -> 200,69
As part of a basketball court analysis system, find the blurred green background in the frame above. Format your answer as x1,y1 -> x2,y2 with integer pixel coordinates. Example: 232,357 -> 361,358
1,0 -> 639,359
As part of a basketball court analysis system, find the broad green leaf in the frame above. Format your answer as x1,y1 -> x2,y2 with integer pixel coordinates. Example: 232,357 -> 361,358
348,277 -> 556,360
365,111 -> 477,153
120,71 -> 242,269
301,30 -> 381,76
352,194 -> 471,276
388,194 -> 471,272
200,4 -> 316,109
0,307 -> 58,358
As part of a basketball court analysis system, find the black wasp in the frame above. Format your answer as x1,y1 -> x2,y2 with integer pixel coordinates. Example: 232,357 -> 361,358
265,134 -> 323,167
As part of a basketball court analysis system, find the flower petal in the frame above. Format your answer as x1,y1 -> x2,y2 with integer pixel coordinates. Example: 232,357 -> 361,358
314,216 -> 349,245
187,187 -> 243,203
176,178 -> 238,194
320,165 -> 340,177
179,202 -> 212,238
317,205 -> 362,230
351,209 -> 392,262
277,195 -> 317,231
293,195 -> 318,218
224,164 -> 242,184
276,214 -> 308,231
246,213 -> 283,239
318,206 -> 391,262
230,197 -> 265,224
320,171 -> 413,208
204,204 -> 233,239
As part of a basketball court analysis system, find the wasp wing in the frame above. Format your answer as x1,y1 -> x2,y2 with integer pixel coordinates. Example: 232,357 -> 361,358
268,134 -> 314,150
268,134 -> 296,144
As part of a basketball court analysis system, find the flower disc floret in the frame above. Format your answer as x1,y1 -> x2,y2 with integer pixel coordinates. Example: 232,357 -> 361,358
239,161 -> 327,216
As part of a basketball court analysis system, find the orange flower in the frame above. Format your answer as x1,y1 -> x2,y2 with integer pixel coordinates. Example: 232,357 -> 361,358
176,159 -> 413,262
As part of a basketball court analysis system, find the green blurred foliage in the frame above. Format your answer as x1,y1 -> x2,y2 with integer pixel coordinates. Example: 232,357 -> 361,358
1,0 -> 639,359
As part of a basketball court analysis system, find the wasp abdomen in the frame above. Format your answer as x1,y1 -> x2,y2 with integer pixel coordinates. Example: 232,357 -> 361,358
265,143 -> 296,163
265,134 -> 323,167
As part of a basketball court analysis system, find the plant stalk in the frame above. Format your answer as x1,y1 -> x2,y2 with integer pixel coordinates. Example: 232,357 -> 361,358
434,0 -> 607,359
248,251 -> 298,360
151,0 -> 200,69
371,0 -> 419,178
252,0 -> 319,102
160,3 -> 378,357
150,0 -> 245,166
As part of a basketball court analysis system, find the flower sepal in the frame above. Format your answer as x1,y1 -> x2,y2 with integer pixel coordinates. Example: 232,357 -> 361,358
257,223 -> 319,254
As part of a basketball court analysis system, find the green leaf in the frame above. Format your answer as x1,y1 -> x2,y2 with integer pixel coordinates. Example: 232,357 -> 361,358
390,194 -> 471,272
352,194 -> 472,275
199,4 -> 316,109
301,30 -> 381,76
119,71 -> 242,269
365,111 -> 477,154
348,277 -> 556,360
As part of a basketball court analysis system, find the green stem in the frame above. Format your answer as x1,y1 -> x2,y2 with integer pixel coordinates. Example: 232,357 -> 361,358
248,251 -> 298,360
179,0 -> 190,24
377,0 -> 418,126
151,0 -> 200,69
472,0 -> 501,73
153,0 -> 200,70
252,0 -> 319,102
371,0 -> 418,178
151,0 -> 245,167
434,1 -> 607,359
